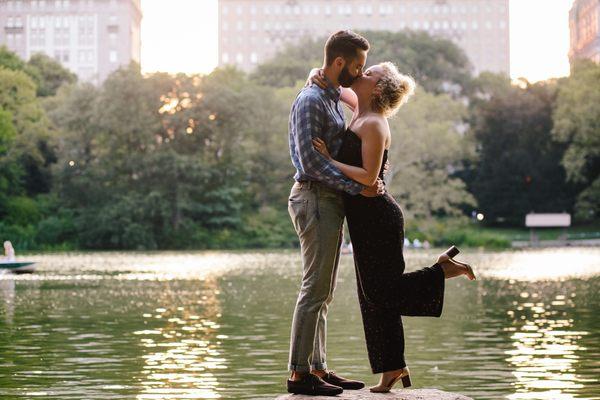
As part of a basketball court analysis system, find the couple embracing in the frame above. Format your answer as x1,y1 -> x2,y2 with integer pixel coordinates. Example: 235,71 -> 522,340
286,30 -> 476,396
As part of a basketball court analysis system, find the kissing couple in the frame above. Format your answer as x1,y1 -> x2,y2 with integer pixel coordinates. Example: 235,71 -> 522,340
286,30 -> 476,396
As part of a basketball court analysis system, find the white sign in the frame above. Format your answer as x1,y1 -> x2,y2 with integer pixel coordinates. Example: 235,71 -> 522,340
525,213 -> 571,227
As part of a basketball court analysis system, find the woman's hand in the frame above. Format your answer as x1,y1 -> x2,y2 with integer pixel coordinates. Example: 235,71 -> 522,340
312,138 -> 331,159
305,68 -> 327,89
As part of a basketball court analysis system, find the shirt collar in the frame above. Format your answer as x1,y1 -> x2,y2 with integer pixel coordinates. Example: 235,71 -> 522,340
322,75 -> 341,102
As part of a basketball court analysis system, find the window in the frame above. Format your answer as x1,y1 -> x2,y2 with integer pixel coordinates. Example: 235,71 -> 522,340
222,53 -> 229,63
236,21 -> 243,31
236,53 -> 243,63
250,21 -> 256,31
109,50 -> 117,62
236,5 -> 242,15
222,6 -> 228,15
250,52 -> 257,64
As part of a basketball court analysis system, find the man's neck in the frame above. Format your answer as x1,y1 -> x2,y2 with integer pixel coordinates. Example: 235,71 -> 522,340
322,65 -> 340,89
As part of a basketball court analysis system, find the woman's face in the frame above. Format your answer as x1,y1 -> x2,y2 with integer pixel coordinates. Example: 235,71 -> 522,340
351,65 -> 385,104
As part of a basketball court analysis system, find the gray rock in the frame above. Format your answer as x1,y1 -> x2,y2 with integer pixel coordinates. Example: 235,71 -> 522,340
276,388 -> 472,400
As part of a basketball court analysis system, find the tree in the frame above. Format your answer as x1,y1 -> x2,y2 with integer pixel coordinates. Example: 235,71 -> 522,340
251,30 -> 473,95
0,67 -> 54,196
552,60 -> 600,221
385,88 -> 476,220
467,81 -> 580,225
27,52 -> 77,97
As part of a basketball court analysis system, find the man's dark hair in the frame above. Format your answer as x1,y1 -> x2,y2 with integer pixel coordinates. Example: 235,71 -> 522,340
324,30 -> 370,66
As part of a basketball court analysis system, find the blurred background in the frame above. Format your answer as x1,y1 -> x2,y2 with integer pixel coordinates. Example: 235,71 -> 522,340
0,1 -> 599,399
0,0 -> 598,250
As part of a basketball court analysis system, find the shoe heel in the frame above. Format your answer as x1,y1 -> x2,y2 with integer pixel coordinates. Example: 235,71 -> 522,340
401,374 -> 412,388
445,245 -> 460,258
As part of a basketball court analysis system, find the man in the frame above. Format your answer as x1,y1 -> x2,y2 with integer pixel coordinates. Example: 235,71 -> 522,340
286,30 -> 384,396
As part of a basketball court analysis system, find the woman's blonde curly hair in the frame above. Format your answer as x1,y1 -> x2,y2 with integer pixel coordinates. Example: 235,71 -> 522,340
371,62 -> 416,118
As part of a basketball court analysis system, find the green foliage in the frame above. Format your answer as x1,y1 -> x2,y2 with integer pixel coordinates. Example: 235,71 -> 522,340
405,218 -> 510,249
27,52 -> 78,97
386,89 -> 476,219
252,30 -> 473,94
465,78 -> 581,225
0,37 -> 597,252
0,67 -> 54,196
552,60 -> 600,221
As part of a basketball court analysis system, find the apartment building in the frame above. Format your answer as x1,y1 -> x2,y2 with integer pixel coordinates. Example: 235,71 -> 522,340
0,0 -> 142,84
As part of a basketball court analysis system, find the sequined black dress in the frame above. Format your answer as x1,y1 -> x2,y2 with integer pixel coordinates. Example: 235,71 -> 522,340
336,128 -> 446,374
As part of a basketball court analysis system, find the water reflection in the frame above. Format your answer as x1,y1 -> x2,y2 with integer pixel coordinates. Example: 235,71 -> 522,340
0,249 -> 597,400
505,290 -> 591,399
136,277 -> 225,399
0,273 -> 15,324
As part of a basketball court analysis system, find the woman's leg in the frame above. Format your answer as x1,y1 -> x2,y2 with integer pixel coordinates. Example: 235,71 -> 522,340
356,265 -> 407,374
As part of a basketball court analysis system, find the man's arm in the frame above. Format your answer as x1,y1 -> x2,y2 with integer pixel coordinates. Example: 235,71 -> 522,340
292,94 -> 365,195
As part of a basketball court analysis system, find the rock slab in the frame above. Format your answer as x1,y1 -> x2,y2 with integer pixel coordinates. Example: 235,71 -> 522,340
276,388 -> 472,400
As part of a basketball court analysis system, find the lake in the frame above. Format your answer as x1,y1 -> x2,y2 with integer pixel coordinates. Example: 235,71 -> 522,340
1,248 -> 599,399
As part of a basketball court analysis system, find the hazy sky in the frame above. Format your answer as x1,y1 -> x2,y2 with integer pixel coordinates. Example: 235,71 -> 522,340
141,0 -> 574,82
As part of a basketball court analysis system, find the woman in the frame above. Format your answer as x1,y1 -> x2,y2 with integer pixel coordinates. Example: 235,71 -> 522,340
3,241 -> 15,262
310,62 -> 476,392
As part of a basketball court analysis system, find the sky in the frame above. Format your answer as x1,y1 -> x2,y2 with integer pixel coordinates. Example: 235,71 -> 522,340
141,0 -> 574,82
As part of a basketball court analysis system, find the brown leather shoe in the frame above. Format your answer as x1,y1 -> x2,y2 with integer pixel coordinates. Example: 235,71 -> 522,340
322,371 -> 365,390
287,373 -> 343,396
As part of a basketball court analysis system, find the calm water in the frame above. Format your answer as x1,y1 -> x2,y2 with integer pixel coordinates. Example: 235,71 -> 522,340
0,248 -> 599,400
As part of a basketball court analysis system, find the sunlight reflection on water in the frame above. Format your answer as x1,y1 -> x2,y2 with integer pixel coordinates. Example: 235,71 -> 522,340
0,248 -> 598,400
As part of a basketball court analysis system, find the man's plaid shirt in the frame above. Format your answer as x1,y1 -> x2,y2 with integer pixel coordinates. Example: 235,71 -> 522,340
288,84 -> 365,195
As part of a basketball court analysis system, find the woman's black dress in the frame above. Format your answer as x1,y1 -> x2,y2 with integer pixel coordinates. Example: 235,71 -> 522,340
336,127 -> 446,374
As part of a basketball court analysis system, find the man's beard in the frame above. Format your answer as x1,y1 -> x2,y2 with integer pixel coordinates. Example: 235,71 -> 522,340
338,65 -> 357,88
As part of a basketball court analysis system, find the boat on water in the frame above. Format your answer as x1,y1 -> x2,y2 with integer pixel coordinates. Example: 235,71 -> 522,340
0,262 -> 36,274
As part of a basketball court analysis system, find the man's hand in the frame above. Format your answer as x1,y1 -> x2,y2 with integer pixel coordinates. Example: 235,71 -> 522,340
360,178 -> 385,197
383,159 -> 390,176
305,68 -> 327,89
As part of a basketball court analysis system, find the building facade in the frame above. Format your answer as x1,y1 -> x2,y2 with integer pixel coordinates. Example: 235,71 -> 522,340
569,0 -> 600,65
0,0 -> 142,85
218,0 -> 510,76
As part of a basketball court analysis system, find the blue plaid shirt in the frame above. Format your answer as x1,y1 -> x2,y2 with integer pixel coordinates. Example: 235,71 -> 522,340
289,84 -> 365,195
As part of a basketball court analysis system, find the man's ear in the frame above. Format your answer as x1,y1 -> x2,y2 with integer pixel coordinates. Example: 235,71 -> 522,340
334,56 -> 345,69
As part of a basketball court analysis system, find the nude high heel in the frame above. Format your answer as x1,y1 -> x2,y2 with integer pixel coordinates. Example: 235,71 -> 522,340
444,245 -> 460,258
369,367 -> 411,393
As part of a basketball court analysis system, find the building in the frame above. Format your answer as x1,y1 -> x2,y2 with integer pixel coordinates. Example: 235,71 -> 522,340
218,0 -> 510,76
569,0 -> 600,65
0,0 -> 142,85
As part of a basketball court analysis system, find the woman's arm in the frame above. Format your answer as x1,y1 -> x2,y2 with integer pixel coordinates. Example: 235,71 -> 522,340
306,69 -> 358,112
340,88 -> 358,112
313,121 -> 387,187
